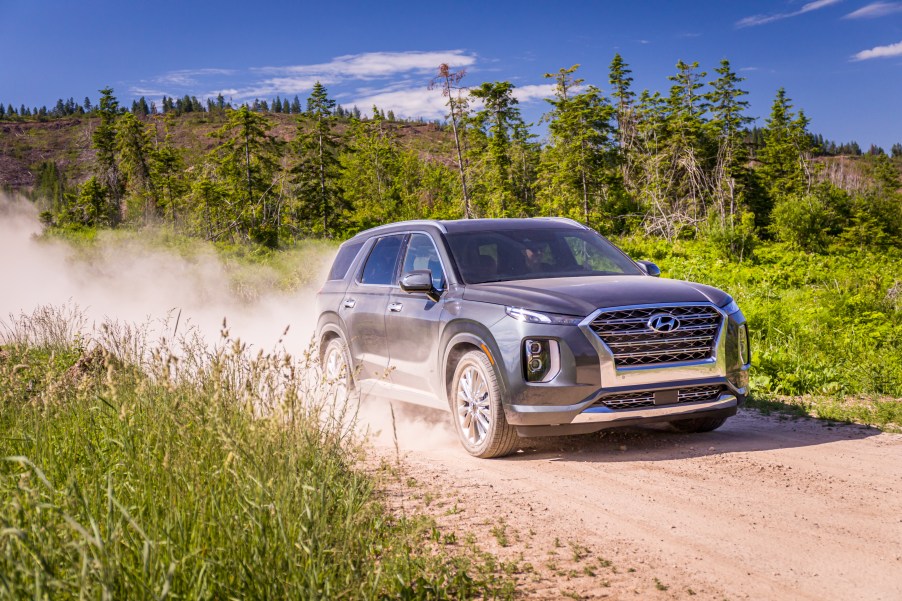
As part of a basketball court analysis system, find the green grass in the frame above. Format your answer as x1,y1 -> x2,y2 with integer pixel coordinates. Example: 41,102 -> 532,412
619,237 -> 902,430
0,307 -> 513,599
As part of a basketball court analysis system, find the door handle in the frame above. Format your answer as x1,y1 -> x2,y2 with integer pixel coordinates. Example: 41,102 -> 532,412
343,298 -> 356,309
388,302 -> 403,312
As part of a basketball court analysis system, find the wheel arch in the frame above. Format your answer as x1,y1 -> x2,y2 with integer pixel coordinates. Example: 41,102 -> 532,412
440,323 -> 508,405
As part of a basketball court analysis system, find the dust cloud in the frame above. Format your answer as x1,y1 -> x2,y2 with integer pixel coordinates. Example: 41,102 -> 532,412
0,193 -> 461,452
0,193 -> 324,354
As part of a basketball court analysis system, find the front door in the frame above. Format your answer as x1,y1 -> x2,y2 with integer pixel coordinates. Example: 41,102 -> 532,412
387,233 -> 448,396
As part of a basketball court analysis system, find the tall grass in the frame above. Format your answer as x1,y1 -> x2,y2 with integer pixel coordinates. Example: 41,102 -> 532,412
0,306 -> 512,599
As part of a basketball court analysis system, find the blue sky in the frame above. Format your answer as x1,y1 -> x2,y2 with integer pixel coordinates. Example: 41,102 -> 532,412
2,0 -> 900,149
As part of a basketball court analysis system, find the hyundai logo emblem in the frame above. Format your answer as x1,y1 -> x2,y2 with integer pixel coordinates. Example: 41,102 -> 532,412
647,313 -> 681,333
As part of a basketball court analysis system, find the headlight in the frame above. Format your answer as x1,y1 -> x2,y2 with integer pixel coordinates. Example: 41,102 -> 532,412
506,307 -> 582,325
722,299 -> 741,315
523,339 -> 561,382
738,323 -> 750,365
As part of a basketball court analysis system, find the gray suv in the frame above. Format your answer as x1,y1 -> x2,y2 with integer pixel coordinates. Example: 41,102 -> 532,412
316,218 -> 750,458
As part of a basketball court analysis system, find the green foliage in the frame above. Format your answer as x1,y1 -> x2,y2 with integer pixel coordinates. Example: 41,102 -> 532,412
12,64 -> 899,253
468,81 -> 530,217
292,82 -> 342,237
620,237 -> 902,417
208,106 -> 282,247
0,314 -> 515,599
537,65 -> 620,229
703,210 -> 757,261
770,187 -> 846,252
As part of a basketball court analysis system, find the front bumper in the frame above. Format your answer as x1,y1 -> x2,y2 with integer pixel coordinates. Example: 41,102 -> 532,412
496,302 -> 750,428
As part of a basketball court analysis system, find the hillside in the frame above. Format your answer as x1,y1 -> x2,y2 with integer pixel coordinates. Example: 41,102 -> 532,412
0,113 -> 454,191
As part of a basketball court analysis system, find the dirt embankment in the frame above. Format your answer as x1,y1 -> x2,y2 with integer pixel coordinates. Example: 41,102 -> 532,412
368,407 -> 902,600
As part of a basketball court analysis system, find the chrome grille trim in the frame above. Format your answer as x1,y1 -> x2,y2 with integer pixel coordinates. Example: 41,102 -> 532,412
590,305 -> 723,367
596,392 -> 655,410
594,385 -> 725,411
678,385 -> 722,403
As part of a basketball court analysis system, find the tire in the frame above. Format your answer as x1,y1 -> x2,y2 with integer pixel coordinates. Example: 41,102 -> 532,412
449,350 -> 519,458
669,416 -> 728,433
322,337 -> 353,394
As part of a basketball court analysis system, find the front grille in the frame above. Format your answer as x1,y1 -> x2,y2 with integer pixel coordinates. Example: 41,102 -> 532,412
594,385 -> 724,410
590,305 -> 722,366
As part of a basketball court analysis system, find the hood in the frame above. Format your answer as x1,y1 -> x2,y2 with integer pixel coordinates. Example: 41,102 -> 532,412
462,276 -> 730,316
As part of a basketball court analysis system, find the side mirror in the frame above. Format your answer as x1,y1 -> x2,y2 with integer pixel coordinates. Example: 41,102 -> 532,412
400,270 -> 441,301
636,260 -> 661,277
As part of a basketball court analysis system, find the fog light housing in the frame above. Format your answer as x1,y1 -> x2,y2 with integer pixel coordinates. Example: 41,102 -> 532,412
523,339 -> 560,383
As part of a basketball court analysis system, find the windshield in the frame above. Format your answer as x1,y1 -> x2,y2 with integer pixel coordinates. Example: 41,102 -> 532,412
446,228 -> 643,284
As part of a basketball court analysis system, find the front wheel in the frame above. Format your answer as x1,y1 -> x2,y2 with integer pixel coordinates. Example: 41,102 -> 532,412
449,350 -> 519,458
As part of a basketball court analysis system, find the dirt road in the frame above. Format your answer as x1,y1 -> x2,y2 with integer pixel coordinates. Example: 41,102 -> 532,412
369,407 -> 902,600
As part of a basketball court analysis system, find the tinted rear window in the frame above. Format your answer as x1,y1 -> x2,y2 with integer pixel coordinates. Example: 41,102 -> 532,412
327,241 -> 365,280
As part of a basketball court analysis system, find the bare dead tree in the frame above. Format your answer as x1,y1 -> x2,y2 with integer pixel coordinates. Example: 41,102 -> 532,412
429,63 -> 472,218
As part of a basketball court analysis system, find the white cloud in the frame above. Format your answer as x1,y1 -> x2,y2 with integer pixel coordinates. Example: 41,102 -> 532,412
128,87 -> 170,97
256,50 -> 476,79
350,82 -> 556,121
140,51 -> 479,102
512,84 -> 556,103
350,87 -> 450,120
154,68 -> 235,87
852,39 -> 902,60
844,1 -> 902,18
228,76 -> 329,100
737,0 -> 843,27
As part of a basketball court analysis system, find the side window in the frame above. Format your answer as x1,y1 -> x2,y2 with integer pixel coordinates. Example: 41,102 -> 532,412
328,240 -> 364,280
401,233 -> 446,289
360,235 -> 404,285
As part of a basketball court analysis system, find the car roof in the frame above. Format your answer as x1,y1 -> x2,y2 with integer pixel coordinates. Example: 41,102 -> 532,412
348,217 -> 588,241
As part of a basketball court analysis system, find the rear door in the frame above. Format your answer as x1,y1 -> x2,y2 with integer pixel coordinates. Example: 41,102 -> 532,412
341,234 -> 405,383
387,232 -> 448,396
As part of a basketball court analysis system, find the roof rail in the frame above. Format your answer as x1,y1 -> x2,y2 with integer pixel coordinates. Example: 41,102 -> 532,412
355,219 -> 447,237
540,217 -> 589,229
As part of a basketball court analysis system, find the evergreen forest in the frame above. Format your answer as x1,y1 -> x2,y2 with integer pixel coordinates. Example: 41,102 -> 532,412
2,55 -> 899,256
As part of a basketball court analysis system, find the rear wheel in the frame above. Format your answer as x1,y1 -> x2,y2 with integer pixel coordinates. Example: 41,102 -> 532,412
669,416 -> 728,433
322,337 -> 353,396
449,350 -> 519,458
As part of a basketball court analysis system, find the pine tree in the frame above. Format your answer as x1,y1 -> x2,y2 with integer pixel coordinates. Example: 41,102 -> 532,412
706,59 -> 753,226
116,111 -> 159,221
609,54 -> 637,189
210,106 -> 281,245
150,116 -> 187,223
294,81 -> 340,236
538,65 -> 617,226
92,87 -> 123,223
469,81 -> 525,217
338,112 -> 402,232
758,88 -> 814,200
